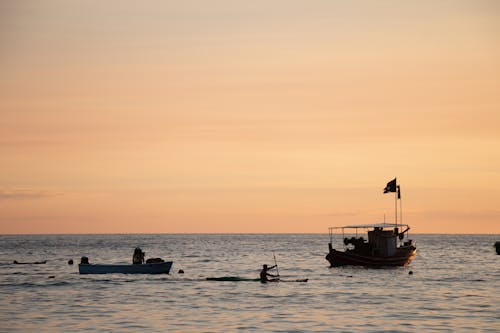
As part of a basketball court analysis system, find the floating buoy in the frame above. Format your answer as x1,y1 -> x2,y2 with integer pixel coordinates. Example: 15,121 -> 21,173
68,259 -> 74,265
409,270 -> 413,275
48,276 -> 55,279
178,269 -> 184,274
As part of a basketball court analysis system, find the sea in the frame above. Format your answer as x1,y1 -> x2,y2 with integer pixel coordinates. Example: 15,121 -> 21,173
0,234 -> 498,332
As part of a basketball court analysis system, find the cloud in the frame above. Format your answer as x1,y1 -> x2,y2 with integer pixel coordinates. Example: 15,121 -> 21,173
319,211 -> 365,217
408,209 -> 500,221
0,189 -> 63,200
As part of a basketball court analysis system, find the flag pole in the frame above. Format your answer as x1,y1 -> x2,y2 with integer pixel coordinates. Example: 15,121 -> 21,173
383,178 -> 398,227
395,190 -> 397,227
398,185 -> 402,245
400,191 -> 403,226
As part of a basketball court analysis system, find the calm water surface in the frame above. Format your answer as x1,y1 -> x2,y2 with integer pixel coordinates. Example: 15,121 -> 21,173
0,234 -> 499,332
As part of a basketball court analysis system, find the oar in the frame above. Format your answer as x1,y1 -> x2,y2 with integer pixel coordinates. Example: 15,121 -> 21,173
273,251 -> 280,279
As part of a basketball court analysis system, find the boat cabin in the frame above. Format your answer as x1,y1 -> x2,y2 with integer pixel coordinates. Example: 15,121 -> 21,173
329,223 -> 413,257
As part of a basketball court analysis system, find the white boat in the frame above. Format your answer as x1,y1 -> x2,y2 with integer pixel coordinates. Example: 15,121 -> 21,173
79,261 -> 173,274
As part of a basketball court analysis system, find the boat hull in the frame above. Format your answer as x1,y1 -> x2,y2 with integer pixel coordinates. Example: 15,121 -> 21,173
78,261 -> 173,274
326,248 -> 416,268
206,277 -> 308,282
207,276 -> 260,281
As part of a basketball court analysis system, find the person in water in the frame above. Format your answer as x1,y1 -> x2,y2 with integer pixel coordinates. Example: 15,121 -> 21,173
260,264 -> 279,283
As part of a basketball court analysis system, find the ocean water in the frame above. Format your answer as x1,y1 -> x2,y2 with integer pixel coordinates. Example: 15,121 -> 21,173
0,234 -> 498,332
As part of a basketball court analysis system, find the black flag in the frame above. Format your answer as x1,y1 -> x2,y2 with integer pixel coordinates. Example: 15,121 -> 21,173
383,178 -> 397,193
397,185 -> 401,199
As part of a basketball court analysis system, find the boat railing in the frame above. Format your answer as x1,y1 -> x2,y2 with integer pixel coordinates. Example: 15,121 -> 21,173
328,223 -> 412,250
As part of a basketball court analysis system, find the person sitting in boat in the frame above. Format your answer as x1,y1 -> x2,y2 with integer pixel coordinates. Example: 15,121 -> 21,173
132,247 -> 145,265
260,264 -> 279,283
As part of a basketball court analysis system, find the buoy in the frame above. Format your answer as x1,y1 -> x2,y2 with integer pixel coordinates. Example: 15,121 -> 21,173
48,276 -> 55,279
68,259 -> 74,265
178,269 -> 184,274
409,270 -> 413,275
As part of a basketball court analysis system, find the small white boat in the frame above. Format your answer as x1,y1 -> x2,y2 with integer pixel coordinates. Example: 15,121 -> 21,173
79,261 -> 173,274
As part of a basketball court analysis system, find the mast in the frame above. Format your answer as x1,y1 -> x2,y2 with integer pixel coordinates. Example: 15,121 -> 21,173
399,186 -> 402,226
395,188 -> 398,227
397,184 -> 402,245
383,178 -> 399,227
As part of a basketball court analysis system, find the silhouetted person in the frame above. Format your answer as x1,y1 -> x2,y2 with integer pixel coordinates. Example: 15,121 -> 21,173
260,264 -> 279,283
133,247 -> 145,264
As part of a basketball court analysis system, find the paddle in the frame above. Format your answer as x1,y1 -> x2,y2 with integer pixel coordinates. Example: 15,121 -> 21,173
270,252 -> 308,282
272,251 -> 280,280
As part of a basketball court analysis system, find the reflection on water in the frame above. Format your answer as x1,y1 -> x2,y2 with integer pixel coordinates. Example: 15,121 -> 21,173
0,234 -> 498,332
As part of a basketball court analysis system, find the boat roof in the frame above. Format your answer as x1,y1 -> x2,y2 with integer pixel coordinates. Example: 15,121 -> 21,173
329,223 -> 409,230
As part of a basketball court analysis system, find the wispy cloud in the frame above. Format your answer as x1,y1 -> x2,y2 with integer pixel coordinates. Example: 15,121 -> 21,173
0,189 -> 63,200
407,209 -> 500,221
317,210 -> 370,217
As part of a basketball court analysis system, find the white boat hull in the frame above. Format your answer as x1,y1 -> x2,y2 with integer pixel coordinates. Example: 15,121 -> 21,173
79,261 -> 173,274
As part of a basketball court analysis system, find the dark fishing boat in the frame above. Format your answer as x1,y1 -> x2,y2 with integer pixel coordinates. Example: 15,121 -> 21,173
326,178 -> 416,268
326,223 -> 416,267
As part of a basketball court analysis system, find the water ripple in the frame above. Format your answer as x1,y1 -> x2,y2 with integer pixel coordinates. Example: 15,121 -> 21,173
0,234 -> 498,332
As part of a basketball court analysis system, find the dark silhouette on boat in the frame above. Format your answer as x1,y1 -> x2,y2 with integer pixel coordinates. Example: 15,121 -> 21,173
495,242 -> 500,255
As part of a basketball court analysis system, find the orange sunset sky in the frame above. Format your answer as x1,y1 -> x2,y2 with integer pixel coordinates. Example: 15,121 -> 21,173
1,1 -> 499,234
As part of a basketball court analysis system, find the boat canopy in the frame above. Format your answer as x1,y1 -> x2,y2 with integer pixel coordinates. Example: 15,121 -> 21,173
329,223 -> 410,230
328,222 -> 412,246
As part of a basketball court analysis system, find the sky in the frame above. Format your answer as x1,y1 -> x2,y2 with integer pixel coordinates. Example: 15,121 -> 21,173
1,1 -> 499,234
